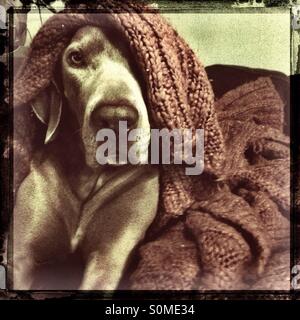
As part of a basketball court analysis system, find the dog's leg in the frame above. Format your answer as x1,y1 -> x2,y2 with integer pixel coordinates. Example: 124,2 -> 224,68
79,251 -> 126,290
78,170 -> 159,290
12,158 -> 80,290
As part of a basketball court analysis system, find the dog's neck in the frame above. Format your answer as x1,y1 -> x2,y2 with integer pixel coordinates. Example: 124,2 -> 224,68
45,116 -> 159,203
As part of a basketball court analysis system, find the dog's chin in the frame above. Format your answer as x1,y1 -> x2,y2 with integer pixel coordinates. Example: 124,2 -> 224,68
84,145 -> 129,170
83,136 -> 150,169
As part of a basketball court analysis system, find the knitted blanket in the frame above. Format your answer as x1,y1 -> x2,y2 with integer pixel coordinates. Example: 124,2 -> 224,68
13,1 -> 290,290
126,77 -> 290,290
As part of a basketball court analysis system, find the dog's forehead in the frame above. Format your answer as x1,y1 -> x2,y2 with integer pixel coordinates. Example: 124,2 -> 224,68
69,26 -> 108,51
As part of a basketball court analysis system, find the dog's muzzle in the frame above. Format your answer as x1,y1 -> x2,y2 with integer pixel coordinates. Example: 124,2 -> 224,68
91,102 -> 139,131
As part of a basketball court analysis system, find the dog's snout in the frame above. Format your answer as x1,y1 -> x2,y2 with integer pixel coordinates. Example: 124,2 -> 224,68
92,103 -> 139,130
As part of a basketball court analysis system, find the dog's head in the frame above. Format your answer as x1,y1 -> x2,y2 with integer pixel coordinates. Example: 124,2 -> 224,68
31,24 -> 150,169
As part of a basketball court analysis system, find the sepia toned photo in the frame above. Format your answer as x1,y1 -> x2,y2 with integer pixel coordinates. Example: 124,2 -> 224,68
0,0 -> 298,301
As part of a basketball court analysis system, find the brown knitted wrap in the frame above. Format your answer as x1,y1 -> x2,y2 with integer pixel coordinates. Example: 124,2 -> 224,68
128,77 -> 290,290
13,1 -> 289,289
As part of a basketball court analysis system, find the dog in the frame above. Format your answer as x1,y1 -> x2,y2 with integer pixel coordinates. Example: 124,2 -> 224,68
13,24 -> 160,290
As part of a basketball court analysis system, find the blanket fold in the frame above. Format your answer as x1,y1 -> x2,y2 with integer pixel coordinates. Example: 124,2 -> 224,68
127,77 -> 290,290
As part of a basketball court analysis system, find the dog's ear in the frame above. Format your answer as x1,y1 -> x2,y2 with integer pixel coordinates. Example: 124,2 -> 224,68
31,81 -> 62,144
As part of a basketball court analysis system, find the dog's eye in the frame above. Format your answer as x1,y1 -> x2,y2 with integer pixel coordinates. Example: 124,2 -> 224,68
68,50 -> 84,67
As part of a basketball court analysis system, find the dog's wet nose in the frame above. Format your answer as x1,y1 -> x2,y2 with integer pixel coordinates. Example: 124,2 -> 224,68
92,103 -> 139,130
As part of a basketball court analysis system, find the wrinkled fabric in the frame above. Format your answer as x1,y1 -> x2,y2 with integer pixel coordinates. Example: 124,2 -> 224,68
128,77 -> 290,290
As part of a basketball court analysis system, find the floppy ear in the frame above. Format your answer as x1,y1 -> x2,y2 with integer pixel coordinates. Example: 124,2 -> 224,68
31,81 -> 62,144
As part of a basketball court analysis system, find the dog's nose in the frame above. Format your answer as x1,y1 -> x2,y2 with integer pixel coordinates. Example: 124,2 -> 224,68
92,103 -> 139,130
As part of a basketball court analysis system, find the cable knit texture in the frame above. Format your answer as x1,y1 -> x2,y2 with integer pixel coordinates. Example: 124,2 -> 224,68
13,1 -> 290,290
